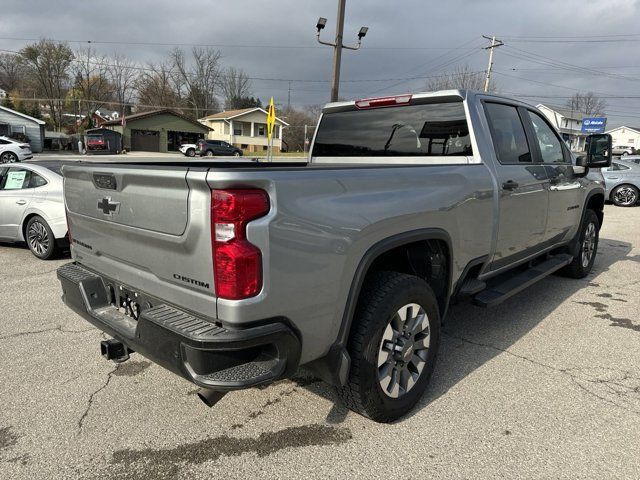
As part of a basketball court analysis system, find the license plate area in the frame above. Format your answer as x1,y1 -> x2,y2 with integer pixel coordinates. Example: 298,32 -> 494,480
109,285 -> 154,321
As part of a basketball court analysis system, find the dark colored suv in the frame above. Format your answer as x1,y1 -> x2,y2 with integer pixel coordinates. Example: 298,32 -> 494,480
197,140 -> 243,157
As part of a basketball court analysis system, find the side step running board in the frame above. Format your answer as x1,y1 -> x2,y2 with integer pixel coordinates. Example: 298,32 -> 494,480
473,254 -> 573,308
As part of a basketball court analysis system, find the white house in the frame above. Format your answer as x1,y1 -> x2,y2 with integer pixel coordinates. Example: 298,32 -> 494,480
198,107 -> 288,153
536,104 -> 589,151
604,126 -> 640,149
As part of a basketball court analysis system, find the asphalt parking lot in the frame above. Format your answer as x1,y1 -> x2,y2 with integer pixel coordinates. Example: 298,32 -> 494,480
1,205 -> 639,479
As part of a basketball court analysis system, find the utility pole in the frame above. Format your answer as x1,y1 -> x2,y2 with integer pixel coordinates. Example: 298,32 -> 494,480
316,0 -> 369,102
287,81 -> 292,111
482,35 -> 504,93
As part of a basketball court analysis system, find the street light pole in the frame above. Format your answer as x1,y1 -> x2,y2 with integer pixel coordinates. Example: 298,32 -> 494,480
316,0 -> 369,102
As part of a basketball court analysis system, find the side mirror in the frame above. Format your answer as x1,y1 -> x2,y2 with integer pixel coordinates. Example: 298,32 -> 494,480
585,133 -> 612,168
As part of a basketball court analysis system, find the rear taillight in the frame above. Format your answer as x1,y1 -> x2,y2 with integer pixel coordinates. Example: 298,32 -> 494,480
211,189 -> 270,300
355,94 -> 412,109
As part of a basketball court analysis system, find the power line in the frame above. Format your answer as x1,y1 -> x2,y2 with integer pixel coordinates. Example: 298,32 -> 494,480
0,36 -> 481,51
0,47 -> 483,85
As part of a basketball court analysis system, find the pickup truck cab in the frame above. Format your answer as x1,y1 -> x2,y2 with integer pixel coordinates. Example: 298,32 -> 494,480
57,90 -> 611,422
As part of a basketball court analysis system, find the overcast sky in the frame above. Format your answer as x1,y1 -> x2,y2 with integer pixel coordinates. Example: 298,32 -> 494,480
2,0 -> 640,127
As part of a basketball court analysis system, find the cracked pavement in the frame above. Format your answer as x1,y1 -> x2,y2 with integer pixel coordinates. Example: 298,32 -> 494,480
1,204 -> 639,479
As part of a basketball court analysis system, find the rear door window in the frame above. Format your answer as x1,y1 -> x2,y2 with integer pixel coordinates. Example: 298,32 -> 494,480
484,103 -> 531,164
312,101 -> 472,157
0,168 -> 32,190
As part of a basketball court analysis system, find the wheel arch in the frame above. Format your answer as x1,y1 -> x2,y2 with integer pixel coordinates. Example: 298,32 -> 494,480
305,228 -> 453,387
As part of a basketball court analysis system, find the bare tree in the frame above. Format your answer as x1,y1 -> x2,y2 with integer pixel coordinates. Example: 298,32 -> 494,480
304,104 -> 323,123
426,65 -> 493,92
282,107 -> 315,152
566,92 -> 606,116
108,54 -> 138,115
0,53 -> 27,92
135,61 -> 183,111
220,67 -> 253,109
169,47 -> 222,118
19,39 -> 74,130
69,47 -> 115,130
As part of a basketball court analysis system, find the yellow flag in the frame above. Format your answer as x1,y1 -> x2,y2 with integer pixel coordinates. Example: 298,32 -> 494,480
267,97 -> 276,140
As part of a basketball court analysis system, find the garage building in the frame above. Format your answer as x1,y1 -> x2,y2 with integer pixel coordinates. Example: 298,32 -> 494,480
0,105 -> 46,153
102,109 -> 211,153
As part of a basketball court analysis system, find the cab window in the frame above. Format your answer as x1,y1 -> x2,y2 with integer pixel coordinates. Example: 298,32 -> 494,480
484,102 -> 531,164
527,111 -> 567,164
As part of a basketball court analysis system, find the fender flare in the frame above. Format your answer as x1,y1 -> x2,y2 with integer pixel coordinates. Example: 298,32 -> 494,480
306,228 -> 453,386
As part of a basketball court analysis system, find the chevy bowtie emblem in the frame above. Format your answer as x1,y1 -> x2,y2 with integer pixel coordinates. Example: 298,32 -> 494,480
98,197 -> 120,215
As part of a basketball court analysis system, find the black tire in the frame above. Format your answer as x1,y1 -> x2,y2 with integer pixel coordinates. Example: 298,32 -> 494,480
611,184 -> 639,207
1,151 -> 18,164
337,271 -> 441,423
186,148 -> 196,157
561,209 -> 599,278
25,216 -> 59,260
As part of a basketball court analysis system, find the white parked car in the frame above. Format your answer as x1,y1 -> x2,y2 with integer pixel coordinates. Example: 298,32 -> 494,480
178,143 -> 198,157
0,136 -> 33,163
0,161 -> 68,259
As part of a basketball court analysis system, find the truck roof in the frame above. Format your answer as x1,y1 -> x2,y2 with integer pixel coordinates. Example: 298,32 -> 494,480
322,89 -> 536,113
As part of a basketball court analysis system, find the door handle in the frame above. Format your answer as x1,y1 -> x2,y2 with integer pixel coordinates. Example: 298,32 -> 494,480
16,200 -> 27,205
502,180 -> 519,190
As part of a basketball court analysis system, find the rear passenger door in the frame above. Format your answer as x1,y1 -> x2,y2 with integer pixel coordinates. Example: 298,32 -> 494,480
483,102 -> 550,271
0,167 -> 35,239
526,109 -> 582,244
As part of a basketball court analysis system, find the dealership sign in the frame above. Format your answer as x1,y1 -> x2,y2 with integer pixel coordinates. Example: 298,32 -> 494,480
581,117 -> 607,133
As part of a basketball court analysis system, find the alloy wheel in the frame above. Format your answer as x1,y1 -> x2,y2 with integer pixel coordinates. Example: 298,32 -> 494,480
581,222 -> 596,268
377,303 -> 430,398
614,187 -> 637,206
27,221 -> 50,257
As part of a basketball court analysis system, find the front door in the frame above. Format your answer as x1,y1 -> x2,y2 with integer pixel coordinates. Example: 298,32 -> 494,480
0,167 -> 35,240
483,102 -> 550,271
526,110 -> 583,244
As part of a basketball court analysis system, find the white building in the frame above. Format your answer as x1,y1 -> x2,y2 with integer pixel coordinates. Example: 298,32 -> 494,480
0,88 -> 6,99
604,126 -> 640,150
198,108 -> 288,153
536,104 -> 590,152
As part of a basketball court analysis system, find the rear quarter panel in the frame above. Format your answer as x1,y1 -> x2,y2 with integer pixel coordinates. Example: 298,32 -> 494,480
207,164 -> 494,363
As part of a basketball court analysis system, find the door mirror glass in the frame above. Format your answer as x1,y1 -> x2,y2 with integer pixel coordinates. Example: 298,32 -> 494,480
585,134 -> 612,168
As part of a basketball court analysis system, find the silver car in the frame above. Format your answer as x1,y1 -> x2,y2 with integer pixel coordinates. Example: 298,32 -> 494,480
602,160 -> 640,207
0,161 -> 69,258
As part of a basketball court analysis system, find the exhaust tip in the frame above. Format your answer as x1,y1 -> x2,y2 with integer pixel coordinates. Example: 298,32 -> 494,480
197,389 -> 227,408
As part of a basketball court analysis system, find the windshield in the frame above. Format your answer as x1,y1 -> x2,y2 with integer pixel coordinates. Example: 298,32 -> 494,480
312,100 -> 472,157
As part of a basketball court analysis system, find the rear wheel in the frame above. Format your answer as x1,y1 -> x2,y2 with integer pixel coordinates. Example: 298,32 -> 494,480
233,151 -> 241,157
337,271 -> 440,422
26,216 -> 59,260
561,209 -> 599,278
611,184 -> 638,207
1,151 -> 18,163
186,148 -> 195,157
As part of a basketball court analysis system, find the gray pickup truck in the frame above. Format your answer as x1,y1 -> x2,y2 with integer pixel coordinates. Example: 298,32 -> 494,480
57,90 -> 612,422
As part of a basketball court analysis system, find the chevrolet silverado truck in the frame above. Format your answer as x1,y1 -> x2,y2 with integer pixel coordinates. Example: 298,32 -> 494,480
57,90 -> 612,422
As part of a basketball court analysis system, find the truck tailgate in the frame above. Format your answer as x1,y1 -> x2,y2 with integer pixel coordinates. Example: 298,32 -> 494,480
63,164 -> 217,316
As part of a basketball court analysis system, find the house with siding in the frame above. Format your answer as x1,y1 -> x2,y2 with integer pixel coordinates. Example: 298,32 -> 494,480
0,105 -> 46,153
604,126 -> 640,151
198,108 -> 288,153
